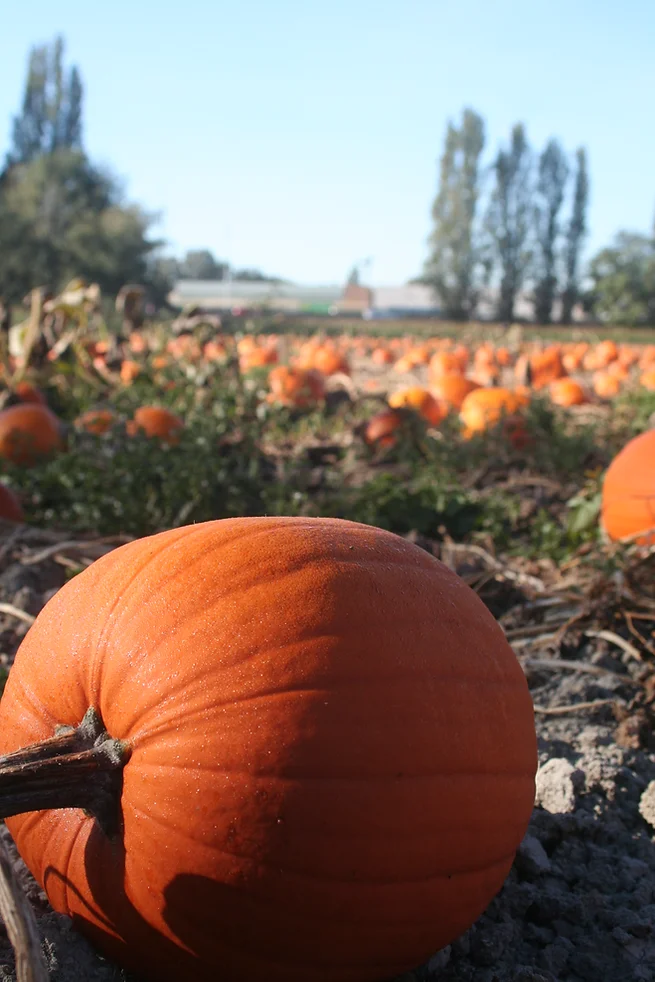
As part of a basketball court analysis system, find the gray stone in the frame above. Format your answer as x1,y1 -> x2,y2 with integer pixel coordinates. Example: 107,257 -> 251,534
638,780 -> 655,829
535,757 -> 585,814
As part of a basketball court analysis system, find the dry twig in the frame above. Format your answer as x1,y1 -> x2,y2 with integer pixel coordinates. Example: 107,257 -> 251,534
0,840 -> 49,981
520,657 -> 639,682
533,698 -> 626,716
0,604 -> 36,626
583,629 -> 643,663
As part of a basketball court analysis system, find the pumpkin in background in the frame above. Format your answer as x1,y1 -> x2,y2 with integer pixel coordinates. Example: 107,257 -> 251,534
0,483 -> 24,523
520,347 -> 565,390
371,346 -> 394,366
0,404 -> 63,466
388,386 -> 446,426
592,371 -> 621,399
640,369 -> 655,392
312,345 -> 350,377
126,407 -> 184,445
601,430 -> 655,545
203,340 -> 228,363
75,409 -> 117,436
549,378 -> 589,407
129,333 -> 148,354
239,344 -> 279,373
120,360 -> 141,385
0,517 -> 537,982
267,366 -> 326,409
363,409 -> 403,447
13,381 -> 47,406
460,387 -> 527,438
431,374 -> 481,411
429,351 -> 463,379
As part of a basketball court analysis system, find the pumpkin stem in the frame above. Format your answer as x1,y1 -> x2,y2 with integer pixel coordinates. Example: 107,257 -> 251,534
0,708 -> 130,838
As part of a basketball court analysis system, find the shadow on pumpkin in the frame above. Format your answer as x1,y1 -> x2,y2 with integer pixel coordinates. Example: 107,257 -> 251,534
41,822 -> 205,981
42,827 -> 402,982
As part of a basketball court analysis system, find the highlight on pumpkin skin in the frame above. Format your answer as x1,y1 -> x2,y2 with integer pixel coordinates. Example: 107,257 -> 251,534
601,429 -> 655,546
0,516 -> 537,982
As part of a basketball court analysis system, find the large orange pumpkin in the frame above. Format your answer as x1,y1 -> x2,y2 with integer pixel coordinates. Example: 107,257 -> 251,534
601,430 -> 655,544
0,518 -> 537,982
0,404 -> 63,466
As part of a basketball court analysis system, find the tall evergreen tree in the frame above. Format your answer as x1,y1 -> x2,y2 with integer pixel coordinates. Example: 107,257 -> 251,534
7,36 -> 83,167
560,147 -> 589,323
485,123 -> 533,322
533,139 -> 569,323
423,109 -> 486,319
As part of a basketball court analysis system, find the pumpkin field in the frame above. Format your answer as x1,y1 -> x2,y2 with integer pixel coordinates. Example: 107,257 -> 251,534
0,284 -> 654,982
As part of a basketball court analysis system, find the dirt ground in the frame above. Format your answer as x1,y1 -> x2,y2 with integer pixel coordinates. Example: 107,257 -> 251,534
0,525 -> 653,982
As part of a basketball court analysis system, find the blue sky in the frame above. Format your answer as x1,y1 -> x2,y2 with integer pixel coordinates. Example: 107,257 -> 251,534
3,0 -> 654,285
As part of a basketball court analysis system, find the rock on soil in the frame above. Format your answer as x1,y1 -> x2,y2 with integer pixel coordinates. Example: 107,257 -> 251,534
0,528 -> 653,981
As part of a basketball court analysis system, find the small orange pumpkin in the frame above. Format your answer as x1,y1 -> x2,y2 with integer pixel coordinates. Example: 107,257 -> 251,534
640,369 -> 655,392
363,409 -> 403,447
75,410 -> 117,436
13,381 -> 47,406
267,366 -> 326,408
371,347 -> 394,366
312,346 -> 350,377
431,374 -> 481,411
549,379 -> 589,407
0,405 -> 63,466
601,429 -> 655,544
460,387 -> 526,437
388,387 -> 446,426
428,351 -> 463,380
120,360 -> 141,385
126,407 -> 184,445
592,371 -> 621,399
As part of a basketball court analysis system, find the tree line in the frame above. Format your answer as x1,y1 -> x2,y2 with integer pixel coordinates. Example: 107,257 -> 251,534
1,39 -> 654,325
421,108 -> 655,325
0,38 -> 277,307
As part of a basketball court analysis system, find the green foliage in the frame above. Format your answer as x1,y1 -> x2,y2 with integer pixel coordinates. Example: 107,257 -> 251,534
485,123 -> 534,322
0,149 -> 160,302
7,36 -> 83,167
533,139 -> 569,324
586,232 -> 655,326
561,147 -> 589,324
423,109 -> 486,320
